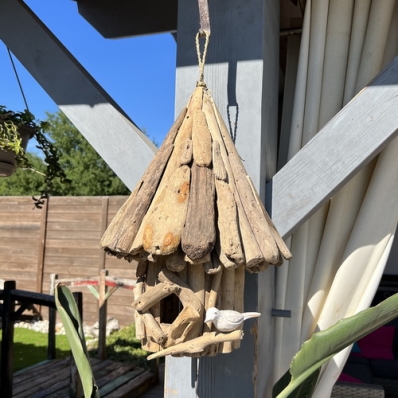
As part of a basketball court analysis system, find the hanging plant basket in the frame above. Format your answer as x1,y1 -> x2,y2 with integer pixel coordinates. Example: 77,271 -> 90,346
0,123 -> 34,176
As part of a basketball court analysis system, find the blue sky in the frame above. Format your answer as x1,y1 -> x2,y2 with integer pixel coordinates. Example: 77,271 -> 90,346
0,0 -> 176,151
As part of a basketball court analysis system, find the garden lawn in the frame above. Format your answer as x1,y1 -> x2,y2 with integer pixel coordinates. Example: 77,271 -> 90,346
0,328 -> 71,372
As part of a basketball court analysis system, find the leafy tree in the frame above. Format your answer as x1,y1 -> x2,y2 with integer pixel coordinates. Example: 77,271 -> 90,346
0,111 -> 130,196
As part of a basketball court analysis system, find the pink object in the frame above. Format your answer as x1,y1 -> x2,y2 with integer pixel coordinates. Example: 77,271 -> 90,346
358,326 -> 395,360
337,373 -> 363,384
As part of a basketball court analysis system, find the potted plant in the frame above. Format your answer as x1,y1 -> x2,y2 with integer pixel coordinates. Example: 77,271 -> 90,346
0,105 -> 69,205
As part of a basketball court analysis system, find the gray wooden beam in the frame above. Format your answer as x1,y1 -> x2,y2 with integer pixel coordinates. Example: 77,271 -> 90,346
268,56 -> 398,239
166,0 -> 280,397
76,0 -> 178,38
0,0 -> 156,191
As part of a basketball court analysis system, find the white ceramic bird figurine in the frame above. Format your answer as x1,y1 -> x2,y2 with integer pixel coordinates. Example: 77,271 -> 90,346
204,307 -> 261,332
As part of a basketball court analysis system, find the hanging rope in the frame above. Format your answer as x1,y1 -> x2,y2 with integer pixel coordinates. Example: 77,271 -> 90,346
7,48 -> 30,112
196,0 -> 211,86
195,31 -> 210,86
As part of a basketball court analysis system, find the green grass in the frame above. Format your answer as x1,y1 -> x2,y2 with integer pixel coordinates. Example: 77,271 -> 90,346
0,324 -> 149,373
87,324 -> 149,368
0,328 -> 71,372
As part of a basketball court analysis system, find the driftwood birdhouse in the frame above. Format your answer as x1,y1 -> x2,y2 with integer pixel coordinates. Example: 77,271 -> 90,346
101,83 -> 291,359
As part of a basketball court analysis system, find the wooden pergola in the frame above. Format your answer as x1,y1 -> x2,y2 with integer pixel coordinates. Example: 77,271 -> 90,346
1,0 -> 397,396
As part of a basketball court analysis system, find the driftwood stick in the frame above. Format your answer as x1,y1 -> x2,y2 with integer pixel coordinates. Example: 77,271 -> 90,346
247,176 -> 292,261
185,264 -> 206,340
147,330 -> 243,360
185,252 -> 211,265
140,311 -> 167,345
203,95 -> 264,268
204,255 -> 222,274
166,306 -> 201,347
131,165 -> 191,255
158,269 -> 203,315
232,265 -> 245,349
219,267 -> 235,353
180,138 -> 193,165
215,179 -> 245,265
166,247 -> 187,272
101,107 -> 187,256
132,282 -> 180,313
182,162 -> 216,260
209,93 -> 282,265
212,141 -> 227,181
192,109 -> 212,167
133,278 -> 145,340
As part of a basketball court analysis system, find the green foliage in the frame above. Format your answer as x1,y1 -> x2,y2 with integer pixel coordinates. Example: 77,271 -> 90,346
55,284 -> 99,398
0,328 -> 71,372
88,324 -> 149,368
273,293 -> 398,398
0,106 -> 69,199
0,111 -> 130,196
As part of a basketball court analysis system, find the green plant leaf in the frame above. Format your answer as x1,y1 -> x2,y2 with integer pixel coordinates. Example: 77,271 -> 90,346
55,284 -> 99,398
273,368 -> 320,398
275,293 -> 398,397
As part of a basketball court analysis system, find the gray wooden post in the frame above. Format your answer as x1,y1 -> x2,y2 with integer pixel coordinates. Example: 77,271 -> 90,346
165,1 -> 280,396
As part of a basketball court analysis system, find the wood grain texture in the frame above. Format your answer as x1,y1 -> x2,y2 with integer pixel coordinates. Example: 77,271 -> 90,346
192,109 -> 212,167
269,57 -> 398,239
181,163 -> 216,260
101,108 -> 187,256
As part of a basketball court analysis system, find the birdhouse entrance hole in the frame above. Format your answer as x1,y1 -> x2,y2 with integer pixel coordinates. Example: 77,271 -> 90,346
160,294 -> 183,324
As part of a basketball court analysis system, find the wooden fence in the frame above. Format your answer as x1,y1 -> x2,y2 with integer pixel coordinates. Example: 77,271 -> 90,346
0,196 -> 136,326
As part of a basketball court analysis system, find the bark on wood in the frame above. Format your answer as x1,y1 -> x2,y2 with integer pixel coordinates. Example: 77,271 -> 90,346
133,278 -> 145,340
180,138 -> 193,165
132,282 -> 180,313
147,330 -> 243,360
215,179 -> 245,265
100,107 -> 187,256
132,166 -> 191,255
181,162 -> 216,260
212,141 -> 227,181
192,109 -> 212,167
166,247 -> 187,272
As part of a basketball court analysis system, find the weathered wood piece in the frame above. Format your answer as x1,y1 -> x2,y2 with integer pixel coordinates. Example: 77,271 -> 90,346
192,109 -> 212,167
186,264 -> 206,342
158,269 -> 203,316
203,94 -> 265,268
185,252 -> 211,264
182,162 -> 216,260
219,268 -> 236,353
147,330 -> 243,360
132,165 -> 191,255
212,141 -> 227,181
166,247 -> 187,272
166,306 -> 201,347
140,311 -> 167,345
204,254 -> 222,274
132,282 -> 180,313
180,138 -> 193,165
233,265 -> 245,349
100,108 -> 187,257
215,179 -> 245,266
133,278 -> 146,340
